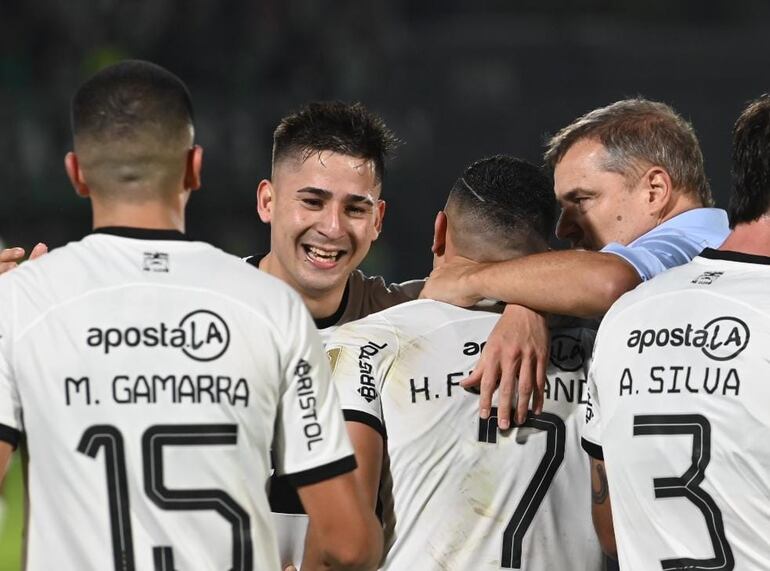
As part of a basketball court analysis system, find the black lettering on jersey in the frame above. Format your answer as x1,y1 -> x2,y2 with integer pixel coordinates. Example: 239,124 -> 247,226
626,317 -> 749,361
357,340 -> 387,403
549,335 -> 585,372
110,374 -> 250,406
620,368 -> 633,396
646,366 -> 740,397
294,359 -> 324,451
410,377 -> 430,403
542,376 -> 589,404
86,309 -> 231,362
463,341 -> 485,356
65,376 -> 91,405
447,372 -> 463,397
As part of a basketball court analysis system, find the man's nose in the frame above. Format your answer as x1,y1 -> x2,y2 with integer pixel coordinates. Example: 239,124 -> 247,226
555,209 -> 581,243
317,205 -> 345,240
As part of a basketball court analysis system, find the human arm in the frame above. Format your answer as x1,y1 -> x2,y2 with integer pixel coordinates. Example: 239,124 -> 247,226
0,243 -> 48,275
590,458 -> 617,559
0,442 -> 12,486
297,470 -> 383,571
460,304 -> 550,427
420,250 -> 639,319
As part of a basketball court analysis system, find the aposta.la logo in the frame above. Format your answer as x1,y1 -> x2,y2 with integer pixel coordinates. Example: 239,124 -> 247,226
626,316 -> 749,361
87,309 -> 231,362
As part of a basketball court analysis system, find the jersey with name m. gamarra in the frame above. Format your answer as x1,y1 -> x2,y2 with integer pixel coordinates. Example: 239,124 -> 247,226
583,248 -> 770,570
0,228 -> 354,571
328,299 -> 603,570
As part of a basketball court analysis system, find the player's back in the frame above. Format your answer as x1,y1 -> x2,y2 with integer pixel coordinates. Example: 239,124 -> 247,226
329,299 -> 603,571
584,249 -> 770,569
0,230 -> 324,571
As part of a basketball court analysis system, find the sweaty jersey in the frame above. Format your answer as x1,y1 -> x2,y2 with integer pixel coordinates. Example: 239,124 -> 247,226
583,248 -> 770,569
0,228 -> 354,571
328,299 -> 603,570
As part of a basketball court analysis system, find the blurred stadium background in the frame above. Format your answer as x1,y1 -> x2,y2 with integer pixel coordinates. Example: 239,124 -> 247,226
1,1 -> 769,568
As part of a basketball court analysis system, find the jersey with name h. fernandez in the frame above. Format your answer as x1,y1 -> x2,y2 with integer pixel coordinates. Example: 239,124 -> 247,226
328,299 -> 603,570
583,248 -> 770,569
0,228 -> 354,571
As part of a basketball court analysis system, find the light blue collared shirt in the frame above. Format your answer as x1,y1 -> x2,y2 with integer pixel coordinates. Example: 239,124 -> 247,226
601,208 -> 729,281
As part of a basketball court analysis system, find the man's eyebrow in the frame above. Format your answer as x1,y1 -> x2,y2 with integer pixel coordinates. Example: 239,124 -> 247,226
296,187 -> 375,205
561,187 -> 597,201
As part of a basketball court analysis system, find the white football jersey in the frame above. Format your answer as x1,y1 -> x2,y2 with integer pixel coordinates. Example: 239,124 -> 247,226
0,228 -> 354,571
583,248 -> 770,569
327,299 -> 603,570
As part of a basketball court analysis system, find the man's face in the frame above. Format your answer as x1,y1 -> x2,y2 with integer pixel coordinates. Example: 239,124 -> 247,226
258,151 -> 384,296
553,138 -> 656,250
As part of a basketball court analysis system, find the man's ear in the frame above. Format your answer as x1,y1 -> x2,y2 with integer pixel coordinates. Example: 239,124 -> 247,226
184,145 -> 203,191
641,166 -> 672,216
372,199 -> 387,239
65,152 -> 89,197
257,179 -> 275,223
432,210 -> 448,257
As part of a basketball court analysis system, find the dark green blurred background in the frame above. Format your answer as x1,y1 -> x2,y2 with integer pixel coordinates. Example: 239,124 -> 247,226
2,1 -> 770,568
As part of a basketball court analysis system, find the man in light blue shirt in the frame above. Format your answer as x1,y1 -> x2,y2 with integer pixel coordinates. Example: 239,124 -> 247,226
420,98 -> 729,433
601,207 -> 728,281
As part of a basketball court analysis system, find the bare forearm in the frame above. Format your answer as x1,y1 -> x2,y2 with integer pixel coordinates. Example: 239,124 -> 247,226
468,251 -> 640,317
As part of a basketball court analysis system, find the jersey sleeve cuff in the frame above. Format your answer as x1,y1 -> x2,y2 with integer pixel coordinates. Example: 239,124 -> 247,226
343,409 -> 386,439
284,455 -> 357,488
0,423 -> 21,449
581,437 -> 604,460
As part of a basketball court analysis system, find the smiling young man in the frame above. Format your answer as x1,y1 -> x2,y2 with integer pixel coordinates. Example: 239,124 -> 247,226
421,98 -> 730,430
249,102 -> 422,330
251,102 -> 423,567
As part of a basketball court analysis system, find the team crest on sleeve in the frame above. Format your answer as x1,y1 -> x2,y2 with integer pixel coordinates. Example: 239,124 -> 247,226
326,347 -> 342,375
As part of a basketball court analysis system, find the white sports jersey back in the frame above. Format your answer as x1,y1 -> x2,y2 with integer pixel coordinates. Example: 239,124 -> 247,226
0,229 -> 354,571
583,248 -> 770,569
328,299 -> 603,570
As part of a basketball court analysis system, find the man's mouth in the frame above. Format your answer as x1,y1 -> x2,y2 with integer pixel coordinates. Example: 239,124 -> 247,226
302,244 -> 347,267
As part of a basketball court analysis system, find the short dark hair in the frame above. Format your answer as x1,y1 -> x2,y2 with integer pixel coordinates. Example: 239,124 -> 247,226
272,101 -> 399,183
545,98 -> 712,206
72,59 -> 194,143
729,94 -> 770,226
448,155 -> 556,245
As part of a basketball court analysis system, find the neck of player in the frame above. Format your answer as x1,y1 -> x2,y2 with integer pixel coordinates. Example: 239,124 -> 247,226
90,196 -> 187,233
719,215 -> 770,257
259,253 -> 346,320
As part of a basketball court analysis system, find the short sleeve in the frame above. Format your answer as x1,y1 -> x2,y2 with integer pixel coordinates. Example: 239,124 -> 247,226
272,296 -> 355,487
0,281 -> 22,448
326,317 -> 398,439
602,232 -> 709,282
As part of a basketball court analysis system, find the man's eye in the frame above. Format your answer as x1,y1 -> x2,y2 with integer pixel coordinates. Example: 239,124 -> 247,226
347,206 -> 367,215
302,199 -> 323,208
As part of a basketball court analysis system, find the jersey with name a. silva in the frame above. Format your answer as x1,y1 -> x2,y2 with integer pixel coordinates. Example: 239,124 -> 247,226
582,248 -> 770,570
327,299 -> 603,571
0,229 -> 354,571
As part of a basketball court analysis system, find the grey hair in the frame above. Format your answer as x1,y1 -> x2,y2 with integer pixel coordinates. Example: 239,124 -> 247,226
544,98 -> 713,206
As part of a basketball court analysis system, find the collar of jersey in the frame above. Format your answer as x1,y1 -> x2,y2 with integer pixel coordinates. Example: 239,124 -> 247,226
699,247 -> 770,265
92,226 -> 189,241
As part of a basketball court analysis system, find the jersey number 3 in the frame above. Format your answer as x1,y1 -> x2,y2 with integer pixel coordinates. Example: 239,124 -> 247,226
77,424 -> 253,571
478,409 -> 566,569
634,414 -> 734,571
